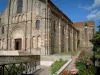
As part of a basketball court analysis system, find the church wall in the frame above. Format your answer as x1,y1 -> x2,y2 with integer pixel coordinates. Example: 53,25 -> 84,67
76,26 -> 94,48
0,0 -> 84,55
49,6 -> 79,54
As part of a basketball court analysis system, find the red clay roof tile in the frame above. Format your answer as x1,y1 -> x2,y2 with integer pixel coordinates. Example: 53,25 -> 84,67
73,21 -> 95,28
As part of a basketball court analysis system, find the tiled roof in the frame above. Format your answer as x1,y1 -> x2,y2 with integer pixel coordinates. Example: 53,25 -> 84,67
73,21 -> 95,28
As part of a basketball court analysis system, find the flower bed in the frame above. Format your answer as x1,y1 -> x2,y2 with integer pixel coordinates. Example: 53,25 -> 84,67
75,51 -> 96,75
50,58 -> 66,75
50,51 -> 96,75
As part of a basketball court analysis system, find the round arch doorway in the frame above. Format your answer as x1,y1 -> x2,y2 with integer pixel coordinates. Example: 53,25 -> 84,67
15,38 -> 22,50
11,28 -> 24,50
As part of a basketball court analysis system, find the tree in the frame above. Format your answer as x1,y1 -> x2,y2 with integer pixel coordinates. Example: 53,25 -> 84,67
90,25 -> 100,48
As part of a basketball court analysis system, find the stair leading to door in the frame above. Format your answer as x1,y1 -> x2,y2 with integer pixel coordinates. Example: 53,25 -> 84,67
18,51 -> 31,55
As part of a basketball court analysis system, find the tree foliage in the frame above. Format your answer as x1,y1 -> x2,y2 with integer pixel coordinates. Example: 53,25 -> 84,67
90,25 -> 100,48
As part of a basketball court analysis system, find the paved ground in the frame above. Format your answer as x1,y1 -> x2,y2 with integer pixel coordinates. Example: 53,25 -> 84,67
31,66 -> 50,75
38,66 -> 50,75
65,58 -> 76,71
65,51 -> 81,71
37,51 -> 81,75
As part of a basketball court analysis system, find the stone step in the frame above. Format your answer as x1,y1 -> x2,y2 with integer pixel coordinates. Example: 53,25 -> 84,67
40,55 -> 72,66
41,55 -> 72,61
0,50 -> 31,56
0,51 -> 19,55
18,51 -> 31,55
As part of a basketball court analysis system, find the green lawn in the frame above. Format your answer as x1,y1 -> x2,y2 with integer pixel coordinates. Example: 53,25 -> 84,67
53,51 -> 78,56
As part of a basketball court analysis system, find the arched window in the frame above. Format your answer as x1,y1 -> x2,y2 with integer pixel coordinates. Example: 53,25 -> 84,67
17,0 -> 23,13
53,21 -> 56,32
0,39 -> 1,49
37,36 -> 41,48
32,36 -> 37,48
2,26 -> 4,34
18,15 -> 22,22
0,18 -> 1,23
36,20 -> 40,30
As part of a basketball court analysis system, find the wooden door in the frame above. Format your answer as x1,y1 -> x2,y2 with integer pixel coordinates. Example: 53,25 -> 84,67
15,38 -> 22,50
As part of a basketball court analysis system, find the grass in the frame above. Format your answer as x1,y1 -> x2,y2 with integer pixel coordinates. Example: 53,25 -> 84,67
53,51 -> 77,56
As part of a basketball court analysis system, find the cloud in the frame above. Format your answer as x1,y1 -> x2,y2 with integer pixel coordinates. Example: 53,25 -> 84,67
78,0 -> 100,10
78,0 -> 100,20
91,9 -> 98,13
92,0 -> 100,8
78,4 -> 90,10
78,4 -> 92,10
87,9 -> 100,20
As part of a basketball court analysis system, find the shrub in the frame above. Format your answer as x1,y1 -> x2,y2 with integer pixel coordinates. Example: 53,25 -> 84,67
50,58 -> 66,75
0,64 -> 25,75
75,52 -> 96,75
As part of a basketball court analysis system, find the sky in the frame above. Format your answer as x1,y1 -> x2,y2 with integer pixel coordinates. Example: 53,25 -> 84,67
51,0 -> 100,30
0,0 -> 100,30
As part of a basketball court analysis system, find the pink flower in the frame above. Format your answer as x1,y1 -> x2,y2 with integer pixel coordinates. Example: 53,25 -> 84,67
70,69 -> 78,75
72,57 -> 76,61
72,64 -> 75,67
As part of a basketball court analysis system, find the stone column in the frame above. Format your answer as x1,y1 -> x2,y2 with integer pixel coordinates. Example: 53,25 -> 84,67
68,25 -> 70,51
66,25 -> 69,52
47,8 -> 51,55
58,19 -> 61,53
26,21 -> 31,53
75,32 -> 78,51
12,39 -> 14,50
64,25 -> 68,52
0,39 -> 1,49
71,28 -> 74,51
70,28 -> 73,51
69,28 -> 71,51
73,30 -> 75,51
8,38 -> 10,50
23,37 -> 25,51
10,38 -> 12,50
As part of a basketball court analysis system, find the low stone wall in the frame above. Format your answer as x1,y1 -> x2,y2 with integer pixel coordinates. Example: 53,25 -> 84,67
0,55 -> 40,65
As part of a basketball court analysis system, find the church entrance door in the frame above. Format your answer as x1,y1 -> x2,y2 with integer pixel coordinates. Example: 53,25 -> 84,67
15,38 -> 22,50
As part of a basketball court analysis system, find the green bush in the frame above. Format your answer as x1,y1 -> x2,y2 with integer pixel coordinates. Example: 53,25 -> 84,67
75,56 -> 96,75
0,64 -> 25,75
50,58 -> 66,75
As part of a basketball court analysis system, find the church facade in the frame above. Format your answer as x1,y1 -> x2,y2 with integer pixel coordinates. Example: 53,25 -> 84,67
0,0 -> 95,55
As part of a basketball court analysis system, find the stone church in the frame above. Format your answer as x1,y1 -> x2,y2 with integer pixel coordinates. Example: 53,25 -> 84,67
0,0 -> 95,55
